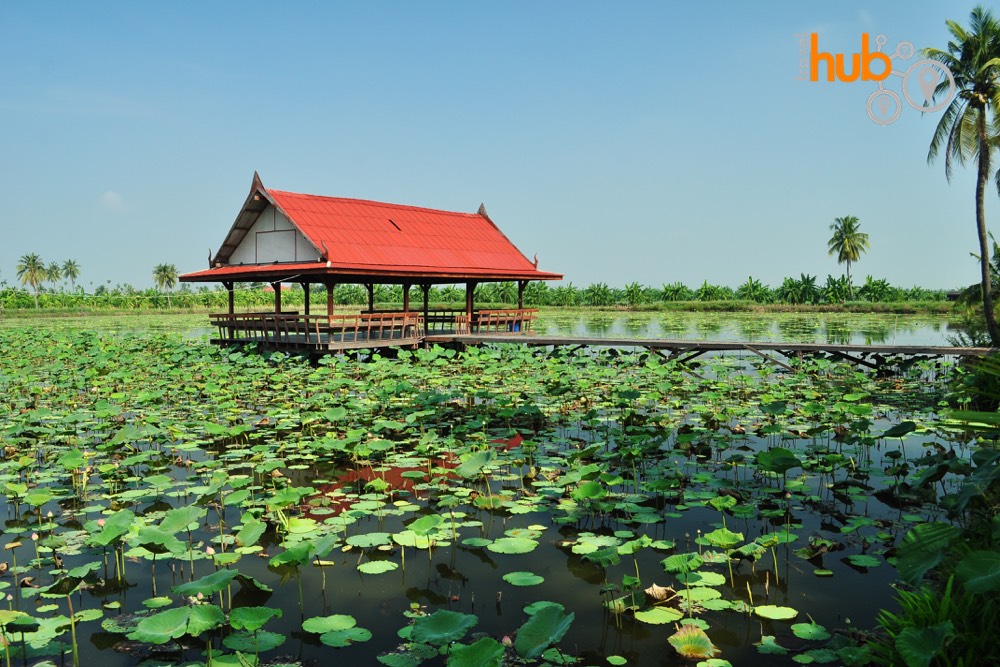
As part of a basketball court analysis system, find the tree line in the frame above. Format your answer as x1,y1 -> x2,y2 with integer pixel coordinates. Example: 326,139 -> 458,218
0,274 -> 953,312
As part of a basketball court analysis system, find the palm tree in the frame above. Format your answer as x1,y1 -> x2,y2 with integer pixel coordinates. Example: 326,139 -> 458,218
925,6 -> 1000,345
46,262 -> 62,291
62,259 -> 81,292
827,215 -> 870,298
152,263 -> 178,307
16,253 -> 45,308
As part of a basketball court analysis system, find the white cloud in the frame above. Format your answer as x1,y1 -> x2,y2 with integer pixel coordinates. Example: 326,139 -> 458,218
101,190 -> 126,212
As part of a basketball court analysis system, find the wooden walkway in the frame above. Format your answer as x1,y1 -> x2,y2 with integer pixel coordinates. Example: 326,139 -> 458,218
423,333 -> 993,370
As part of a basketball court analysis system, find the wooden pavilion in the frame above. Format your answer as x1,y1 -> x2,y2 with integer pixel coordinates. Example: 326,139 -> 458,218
179,173 -> 562,352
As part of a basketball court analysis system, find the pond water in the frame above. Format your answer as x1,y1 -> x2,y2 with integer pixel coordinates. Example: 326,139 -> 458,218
0,310 -> 963,347
536,311 -> 960,346
0,317 -> 975,667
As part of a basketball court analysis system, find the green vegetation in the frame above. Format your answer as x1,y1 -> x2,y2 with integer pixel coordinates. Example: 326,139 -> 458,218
14,253 -> 46,309
152,263 -> 178,307
925,5 -> 1000,345
0,317 -> 994,664
828,215 -> 870,298
0,274 -> 957,314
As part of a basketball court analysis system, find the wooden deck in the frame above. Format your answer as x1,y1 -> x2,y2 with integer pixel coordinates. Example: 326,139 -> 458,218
207,308 -> 539,353
205,310 -> 991,368
209,312 -> 426,352
422,333 -> 993,370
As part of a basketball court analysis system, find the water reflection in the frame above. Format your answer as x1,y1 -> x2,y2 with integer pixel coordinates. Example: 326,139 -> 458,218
532,311 -> 957,346
774,316 -> 818,342
736,317 -> 770,342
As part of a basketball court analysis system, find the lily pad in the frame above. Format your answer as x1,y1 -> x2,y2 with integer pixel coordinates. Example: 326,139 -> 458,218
754,605 -> 798,621
359,560 -> 399,575
410,610 -> 477,646
487,537 -> 538,554
514,603 -> 574,659
447,637 -> 505,667
503,571 -> 544,587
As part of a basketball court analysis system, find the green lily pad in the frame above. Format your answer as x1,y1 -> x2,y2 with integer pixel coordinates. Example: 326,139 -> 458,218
447,637 -> 505,667
321,626 -> 373,647
756,635 -> 787,655
634,607 -> 683,624
792,622 -> 831,641
487,537 -> 538,554
127,607 -> 190,644
410,610 -> 477,646
229,606 -> 282,632
514,603 -> 574,659
172,568 -> 238,596
223,629 -> 286,652
303,614 -> 357,634
755,605 -> 798,621
502,571 -> 544,586
846,554 -> 880,568
359,560 -> 399,575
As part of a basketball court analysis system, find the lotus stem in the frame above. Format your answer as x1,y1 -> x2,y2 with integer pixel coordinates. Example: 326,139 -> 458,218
9,550 -> 18,611
66,594 -> 78,667
771,546 -> 779,586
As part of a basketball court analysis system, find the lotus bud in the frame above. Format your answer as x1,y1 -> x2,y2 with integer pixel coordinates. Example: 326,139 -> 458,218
31,533 -> 38,542
206,546 -> 216,556
97,519 -> 106,527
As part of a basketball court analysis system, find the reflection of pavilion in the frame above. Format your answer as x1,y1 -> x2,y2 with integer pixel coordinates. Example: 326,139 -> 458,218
180,174 -> 561,353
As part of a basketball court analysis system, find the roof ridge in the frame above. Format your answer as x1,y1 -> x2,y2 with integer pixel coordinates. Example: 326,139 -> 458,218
267,188 -> 481,218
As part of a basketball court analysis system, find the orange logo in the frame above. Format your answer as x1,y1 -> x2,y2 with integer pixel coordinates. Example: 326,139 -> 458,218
808,33 -> 891,82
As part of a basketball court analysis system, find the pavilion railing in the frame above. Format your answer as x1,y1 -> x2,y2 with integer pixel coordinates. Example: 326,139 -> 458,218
207,308 -> 536,349
209,312 -> 424,349
454,308 -> 539,335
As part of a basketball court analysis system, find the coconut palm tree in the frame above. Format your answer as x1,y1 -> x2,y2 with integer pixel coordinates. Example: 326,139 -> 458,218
62,259 -> 81,292
152,263 -> 178,307
925,6 -> 1000,345
46,262 -> 62,291
827,215 -> 870,298
16,253 -> 45,308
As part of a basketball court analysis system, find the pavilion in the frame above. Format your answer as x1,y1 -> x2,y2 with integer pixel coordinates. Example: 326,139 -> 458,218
179,173 -> 562,352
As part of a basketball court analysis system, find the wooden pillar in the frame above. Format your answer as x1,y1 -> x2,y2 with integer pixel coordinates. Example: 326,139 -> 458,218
300,282 -> 310,315
465,281 -> 477,319
224,281 -> 235,340
518,280 -> 528,309
402,283 -> 411,313
326,282 -> 335,325
366,284 -> 374,312
421,284 -> 430,335
271,282 -> 281,313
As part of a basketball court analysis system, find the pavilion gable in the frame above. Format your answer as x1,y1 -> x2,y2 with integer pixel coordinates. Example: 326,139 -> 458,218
226,204 -> 321,266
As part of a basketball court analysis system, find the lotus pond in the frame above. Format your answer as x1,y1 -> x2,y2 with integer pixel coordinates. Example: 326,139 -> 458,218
0,318 -> 985,666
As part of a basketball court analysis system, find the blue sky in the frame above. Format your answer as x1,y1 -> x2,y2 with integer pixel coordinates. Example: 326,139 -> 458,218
0,1 -> 989,291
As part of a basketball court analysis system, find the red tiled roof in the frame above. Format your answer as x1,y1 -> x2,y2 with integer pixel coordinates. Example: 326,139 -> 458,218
181,174 -> 561,283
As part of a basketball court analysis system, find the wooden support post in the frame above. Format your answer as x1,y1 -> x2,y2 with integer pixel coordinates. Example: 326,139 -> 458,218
366,284 -> 374,313
271,282 -> 281,313
224,281 -> 235,340
402,282 -> 411,313
300,282 -> 310,315
742,344 -> 795,372
421,284 -> 430,335
326,282 -> 335,325
518,280 -> 527,309
465,281 -> 477,320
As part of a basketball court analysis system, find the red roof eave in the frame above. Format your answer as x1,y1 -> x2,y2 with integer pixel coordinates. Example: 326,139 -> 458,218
179,262 -> 563,283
